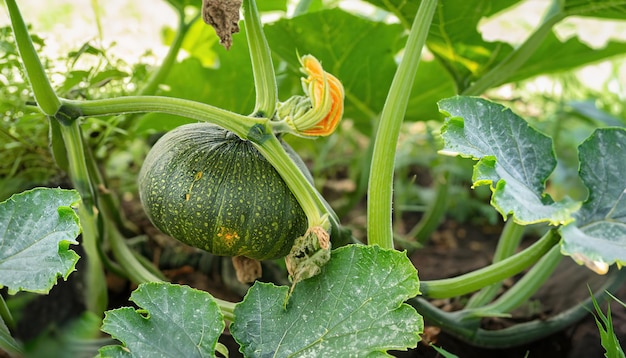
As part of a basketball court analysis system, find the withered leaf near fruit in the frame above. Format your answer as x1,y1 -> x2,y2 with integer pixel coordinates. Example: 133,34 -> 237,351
202,0 -> 242,50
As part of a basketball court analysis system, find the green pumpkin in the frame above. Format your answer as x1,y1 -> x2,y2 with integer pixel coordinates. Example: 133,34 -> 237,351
138,123 -> 308,260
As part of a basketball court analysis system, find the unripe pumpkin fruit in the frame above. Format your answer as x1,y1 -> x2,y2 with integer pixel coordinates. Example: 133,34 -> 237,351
138,123 -> 308,260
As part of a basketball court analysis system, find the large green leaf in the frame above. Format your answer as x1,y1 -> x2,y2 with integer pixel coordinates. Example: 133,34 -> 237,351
560,128 -> 626,269
0,188 -> 81,294
406,58 -> 457,121
439,96 -> 580,225
162,18 -> 220,68
99,282 -> 225,357
507,32 -> 626,84
256,0 -> 288,12
231,245 -> 422,356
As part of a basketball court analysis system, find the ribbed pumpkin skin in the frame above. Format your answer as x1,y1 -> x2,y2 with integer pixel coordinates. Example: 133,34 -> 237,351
138,123 -> 307,260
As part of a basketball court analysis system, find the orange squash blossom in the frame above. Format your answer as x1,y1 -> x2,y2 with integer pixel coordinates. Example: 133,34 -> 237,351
277,54 -> 344,137
299,55 -> 345,136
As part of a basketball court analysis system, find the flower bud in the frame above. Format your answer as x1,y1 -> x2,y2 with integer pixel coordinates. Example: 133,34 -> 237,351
277,55 -> 344,137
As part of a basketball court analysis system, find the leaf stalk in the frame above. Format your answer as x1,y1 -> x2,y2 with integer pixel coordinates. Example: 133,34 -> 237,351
474,243 -> 563,315
367,0 -> 438,249
420,230 -> 560,298
465,220 -> 526,308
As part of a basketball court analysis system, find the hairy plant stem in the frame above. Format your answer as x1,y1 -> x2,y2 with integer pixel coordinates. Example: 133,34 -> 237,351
420,230 -> 559,298
58,121 -> 95,206
466,220 -> 526,308
475,243 -> 563,315
59,122 -> 108,316
62,96 -> 263,139
76,205 -> 108,316
80,131 -> 163,279
367,0 -> 437,249
78,131 -> 163,281
243,0 -> 277,117
4,0 -> 60,116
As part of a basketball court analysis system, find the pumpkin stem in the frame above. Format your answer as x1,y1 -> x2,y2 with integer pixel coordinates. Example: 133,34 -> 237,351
242,0 -> 278,118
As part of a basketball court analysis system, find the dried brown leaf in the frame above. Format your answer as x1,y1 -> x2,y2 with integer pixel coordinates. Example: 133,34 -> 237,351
202,0 -> 242,50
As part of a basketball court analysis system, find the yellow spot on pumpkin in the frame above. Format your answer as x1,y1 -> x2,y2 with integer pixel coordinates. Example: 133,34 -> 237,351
217,227 -> 240,247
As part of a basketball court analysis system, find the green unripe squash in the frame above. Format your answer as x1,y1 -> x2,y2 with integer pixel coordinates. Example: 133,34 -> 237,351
138,123 -> 308,260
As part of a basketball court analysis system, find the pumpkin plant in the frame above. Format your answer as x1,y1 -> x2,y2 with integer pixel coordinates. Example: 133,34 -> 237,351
1,0 -> 626,356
